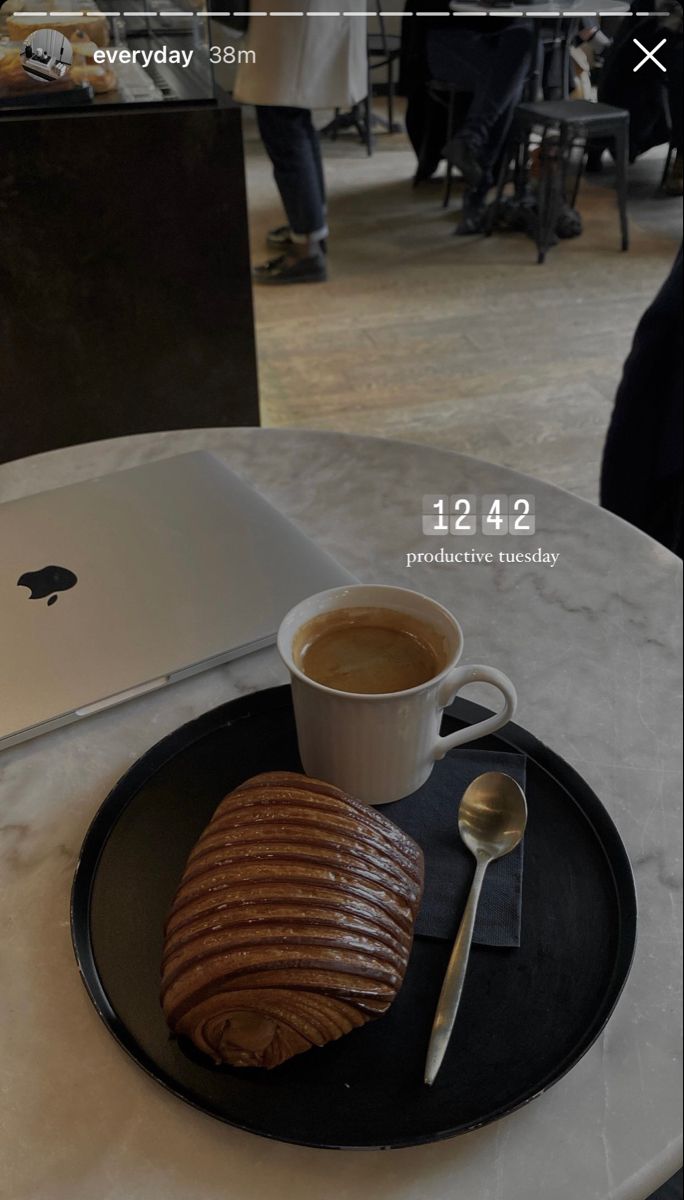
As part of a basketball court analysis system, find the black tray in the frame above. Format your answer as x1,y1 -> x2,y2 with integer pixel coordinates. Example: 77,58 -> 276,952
71,687 -> 636,1149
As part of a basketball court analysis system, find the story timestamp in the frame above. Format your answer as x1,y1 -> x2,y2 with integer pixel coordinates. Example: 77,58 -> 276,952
422,495 -> 536,536
209,46 -> 256,65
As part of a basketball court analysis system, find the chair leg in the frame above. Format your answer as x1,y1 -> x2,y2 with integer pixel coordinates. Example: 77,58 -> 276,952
659,139 -> 675,191
561,42 -> 571,100
571,139 -> 587,208
443,90 -> 456,209
536,138 -> 549,263
561,19 -> 577,99
557,126 -> 574,203
365,87 -> 373,156
513,133 -> 530,200
414,99 -> 436,186
332,108 -> 339,141
548,39 -> 561,102
526,28 -> 542,102
387,62 -> 395,131
485,131 -> 516,236
536,131 -> 560,264
613,121 -> 629,251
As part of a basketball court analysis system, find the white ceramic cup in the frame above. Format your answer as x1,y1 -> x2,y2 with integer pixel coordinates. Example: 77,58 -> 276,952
277,584 -> 517,806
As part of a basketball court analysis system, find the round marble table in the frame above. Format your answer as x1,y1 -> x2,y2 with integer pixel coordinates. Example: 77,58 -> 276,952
1,429 -> 681,1200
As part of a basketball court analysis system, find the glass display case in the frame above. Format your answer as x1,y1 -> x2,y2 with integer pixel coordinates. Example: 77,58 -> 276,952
0,0 -> 220,111
0,1 -> 257,457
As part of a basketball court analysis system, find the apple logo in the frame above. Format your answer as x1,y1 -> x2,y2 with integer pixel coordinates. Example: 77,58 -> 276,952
17,565 -> 78,607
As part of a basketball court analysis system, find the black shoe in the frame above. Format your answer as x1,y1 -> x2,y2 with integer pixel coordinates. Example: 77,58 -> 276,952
556,203 -> 582,239
413,165 -> 438,185
444,136 -> 484,190
454,200 -> 486,236
266,226 -> 328,254
487,193 -> 535,233
253,253 -> 327,285
454,210 -> 485,236
453,184 -> 488,236
413,150 -> 442,185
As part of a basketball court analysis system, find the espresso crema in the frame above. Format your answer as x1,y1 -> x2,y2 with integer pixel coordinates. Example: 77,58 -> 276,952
294,606 -> 448,694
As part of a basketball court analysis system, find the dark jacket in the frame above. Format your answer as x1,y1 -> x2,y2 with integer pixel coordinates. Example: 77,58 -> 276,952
601,246 -> 683,557
399,0 -> 509,168
598,3 -> 683,157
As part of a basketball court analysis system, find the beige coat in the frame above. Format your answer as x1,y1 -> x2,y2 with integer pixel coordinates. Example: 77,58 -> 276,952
233,1 -> 367,111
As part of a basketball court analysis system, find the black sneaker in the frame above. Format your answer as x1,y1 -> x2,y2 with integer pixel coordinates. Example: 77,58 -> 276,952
443,136 -> 484,190
253,254 -> 328,286
266,226 -> 328,254
454,203 -> 486,236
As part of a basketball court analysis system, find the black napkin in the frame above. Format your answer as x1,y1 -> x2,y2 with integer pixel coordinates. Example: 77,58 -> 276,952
382,750 -> 526,948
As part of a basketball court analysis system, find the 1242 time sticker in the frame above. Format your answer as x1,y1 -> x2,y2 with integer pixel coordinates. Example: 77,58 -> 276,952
422,495 -> 535,536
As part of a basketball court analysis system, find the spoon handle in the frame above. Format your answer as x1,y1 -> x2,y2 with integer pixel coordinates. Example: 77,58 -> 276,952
425,857 -> 489,1086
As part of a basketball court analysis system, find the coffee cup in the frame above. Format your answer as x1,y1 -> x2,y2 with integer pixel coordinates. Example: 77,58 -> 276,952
277,584 -> 517,806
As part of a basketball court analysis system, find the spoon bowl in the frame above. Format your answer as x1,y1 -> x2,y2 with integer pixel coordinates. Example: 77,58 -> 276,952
458,771 -> 527,861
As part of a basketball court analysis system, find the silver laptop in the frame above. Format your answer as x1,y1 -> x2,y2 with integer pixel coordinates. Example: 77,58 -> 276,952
0,451 -> 355,749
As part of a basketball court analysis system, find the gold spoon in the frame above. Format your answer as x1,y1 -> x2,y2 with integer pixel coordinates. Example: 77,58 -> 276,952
425,771 -> 527,1086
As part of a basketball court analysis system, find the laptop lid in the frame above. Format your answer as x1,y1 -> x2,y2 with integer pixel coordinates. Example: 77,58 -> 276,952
0,451 -> 356,748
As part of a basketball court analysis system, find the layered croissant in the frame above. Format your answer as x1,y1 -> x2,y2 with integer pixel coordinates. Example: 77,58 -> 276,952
161,771 -> 424,1069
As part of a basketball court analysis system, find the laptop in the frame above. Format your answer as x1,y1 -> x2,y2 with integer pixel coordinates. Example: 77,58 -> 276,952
0,451 -> 356,750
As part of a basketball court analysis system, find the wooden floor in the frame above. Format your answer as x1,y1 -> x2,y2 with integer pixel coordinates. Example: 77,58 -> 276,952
244,114 -> 681,502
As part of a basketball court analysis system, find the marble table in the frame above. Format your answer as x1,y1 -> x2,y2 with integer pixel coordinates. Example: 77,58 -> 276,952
1,428 -> 681,1200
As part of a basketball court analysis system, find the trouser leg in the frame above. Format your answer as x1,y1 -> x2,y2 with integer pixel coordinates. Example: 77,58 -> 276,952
427,26 -> 534,175
306,115 -> 327,213
256,105 -> 328,241
463,25 -> 535,167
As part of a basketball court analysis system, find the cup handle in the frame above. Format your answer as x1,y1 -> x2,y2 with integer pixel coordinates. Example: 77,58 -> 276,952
433,664 -> 517,760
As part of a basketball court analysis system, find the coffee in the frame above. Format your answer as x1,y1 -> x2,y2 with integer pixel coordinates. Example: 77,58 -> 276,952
294,606 -> 447,694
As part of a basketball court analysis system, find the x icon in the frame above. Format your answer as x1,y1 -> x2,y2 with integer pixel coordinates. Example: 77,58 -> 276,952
633,38 -> 667,72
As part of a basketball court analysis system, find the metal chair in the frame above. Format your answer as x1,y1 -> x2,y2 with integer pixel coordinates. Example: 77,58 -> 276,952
418,81 -> 469,207
323,1 -> 401,155
365,3 -> 403,153
486,99 -> 630,263
427,21 -> 578,210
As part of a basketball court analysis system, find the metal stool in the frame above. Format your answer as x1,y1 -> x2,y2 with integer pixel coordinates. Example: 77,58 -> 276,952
487,100 -> 630,263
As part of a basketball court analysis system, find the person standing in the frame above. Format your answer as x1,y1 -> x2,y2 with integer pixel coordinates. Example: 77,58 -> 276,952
601,245 -> 683,557
234,3 -> 367,284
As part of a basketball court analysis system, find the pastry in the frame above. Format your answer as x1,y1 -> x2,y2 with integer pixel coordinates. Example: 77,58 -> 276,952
68,61 -> 116,93
0,1 -> 24,36
161,771 -> 424,1069
70,36 -> 116,93
6,10 -> 109,47
68,62 -> 115,93
0,45 -> 22,89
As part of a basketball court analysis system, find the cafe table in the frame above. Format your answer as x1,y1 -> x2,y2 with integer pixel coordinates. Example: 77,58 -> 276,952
1,428 -> 681,1200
